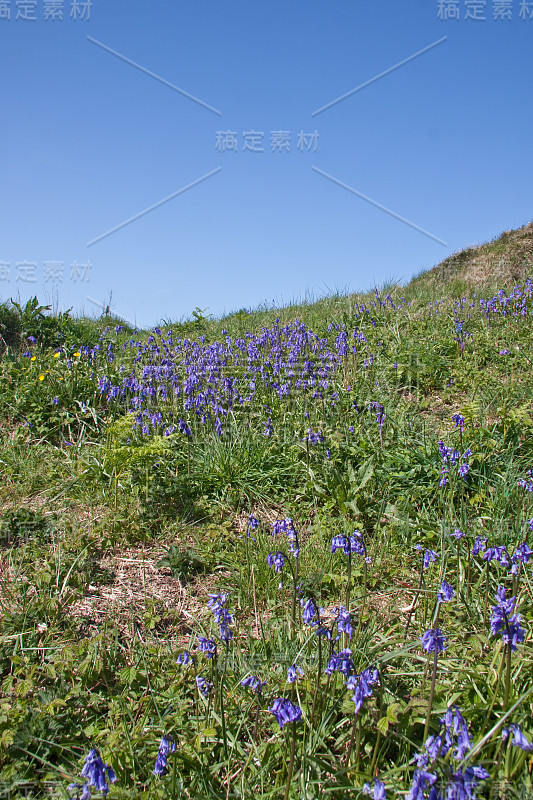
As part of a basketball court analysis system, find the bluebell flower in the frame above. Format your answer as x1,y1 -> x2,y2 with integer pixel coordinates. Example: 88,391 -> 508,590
440,705 -> 472,760
301,597 -> 319,626
331,532 -> 365,556
303,429 -> 323,445
483,546 -> 510,568
153,735 -> 176,776
27,335 -> 37,344
248,515 -> 260,530
452,414 -> 465,432
502,723 -> 533,751
510,542 -> 533,574
424,733 -> 444,760
335,606 -> 353,638
197,637 -> 217,659
437,582 -> 455,603
445,767 -> 489,800
272,518 -> 300,557
451,528 -> 464,539
269,698 -> 302,728
416,546 -> 439,570
458,462 -> 470,479
176,651 -> 192,666
196,676 -> 213,697
241,675 -> 266,694
363,778 -> 387,800
420,629 -> 447,653
287,664 -> 304,684
490,587 -> 525,651
346,667 -> 379,715
406,768 -> 437,800
472,536 -> 487,557
324,649 -> 353,677
268,551 -> 286,573
79,749 -> 116,796
207,593 -> 233,645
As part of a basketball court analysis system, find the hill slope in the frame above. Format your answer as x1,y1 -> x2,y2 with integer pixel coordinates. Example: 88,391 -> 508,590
408,220 -> 533,294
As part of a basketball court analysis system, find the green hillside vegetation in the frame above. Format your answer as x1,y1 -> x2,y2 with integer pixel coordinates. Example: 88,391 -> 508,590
0,222 -> 532,799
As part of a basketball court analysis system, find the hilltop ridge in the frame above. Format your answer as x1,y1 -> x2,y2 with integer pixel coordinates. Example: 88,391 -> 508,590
408,220 -> 533,293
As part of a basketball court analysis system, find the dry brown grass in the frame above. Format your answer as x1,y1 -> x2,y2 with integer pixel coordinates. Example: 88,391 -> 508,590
412,221 -> 533,291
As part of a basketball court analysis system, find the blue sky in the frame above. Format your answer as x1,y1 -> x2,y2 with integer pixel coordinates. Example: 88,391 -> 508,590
1,0 -> 532,328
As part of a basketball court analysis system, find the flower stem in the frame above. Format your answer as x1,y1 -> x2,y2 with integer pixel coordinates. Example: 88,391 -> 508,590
283,720 -> 297,800
423,647 -> 439,743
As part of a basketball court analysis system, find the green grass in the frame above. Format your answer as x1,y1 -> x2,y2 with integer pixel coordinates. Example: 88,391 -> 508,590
0,225 -> 532,799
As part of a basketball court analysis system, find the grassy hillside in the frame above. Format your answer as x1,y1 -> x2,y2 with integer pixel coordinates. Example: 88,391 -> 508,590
0,224 -> 532,799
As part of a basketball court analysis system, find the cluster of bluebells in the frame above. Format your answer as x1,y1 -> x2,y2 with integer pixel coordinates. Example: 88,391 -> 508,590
68,749 -> 116,799
409,707 -> 489,800
452,413 -> 465,433
483,545 -> 510,568
26,281 -> 533,450
474,537 -> 532,577
247,514 -> 260,537
347,668 -> 379,715
268,697 -> 302,728
437,581 -> 454,603
84,317 -> 384,440
334,605 -> 353,639
420,628 -> 447,653
322,645 -> 378,717
502,723 -> 533,751
272,517 -> 300,557
438,442 -> 472,486
419,706 -> 472,764
241,675 -> 266,694
197,636 -> 217,659
490,586 -> 525,651
207,592 -> 233,646
332,531 -> 366,557
367,401 -> 385,428
153,736 -> 176,777
303,429 -> 323,445
176,650 -> 192,666
301,597 -> 321,627
268,551 -> 287,588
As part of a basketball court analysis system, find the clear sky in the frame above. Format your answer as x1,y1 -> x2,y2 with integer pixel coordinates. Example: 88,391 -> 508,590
1,0 -> 532,328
